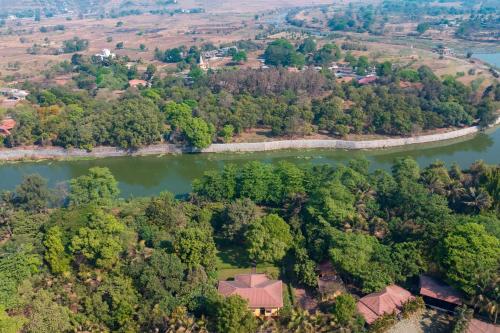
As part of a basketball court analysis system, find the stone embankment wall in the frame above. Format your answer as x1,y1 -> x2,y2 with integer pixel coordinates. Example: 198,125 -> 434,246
0,118 -> 498,161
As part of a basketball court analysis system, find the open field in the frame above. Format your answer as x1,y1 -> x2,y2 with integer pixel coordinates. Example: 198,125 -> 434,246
0,0 -> 335,79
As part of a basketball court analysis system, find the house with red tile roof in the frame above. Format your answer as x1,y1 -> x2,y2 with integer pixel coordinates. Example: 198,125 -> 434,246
356,285 -> 414,324
128,79 -> 148,88
419,275 -> 463,311
0,118 -> 16,136
358,75 -> 377,85
218,273 -> 283,317
466,319 -> 500,333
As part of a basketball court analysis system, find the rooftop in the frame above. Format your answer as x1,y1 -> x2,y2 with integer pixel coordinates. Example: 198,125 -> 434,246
466,319 -> 500,333
419,275 -> 463,305
218,274 -> 283,309
357,285 -> 414,324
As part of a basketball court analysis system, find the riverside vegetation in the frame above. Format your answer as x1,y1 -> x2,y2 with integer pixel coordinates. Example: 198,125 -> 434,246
1,38 -> 499,151
0,157 -> 498,332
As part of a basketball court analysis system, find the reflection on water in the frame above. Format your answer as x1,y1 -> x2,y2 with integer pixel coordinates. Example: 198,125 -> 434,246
0,128 -> 498,197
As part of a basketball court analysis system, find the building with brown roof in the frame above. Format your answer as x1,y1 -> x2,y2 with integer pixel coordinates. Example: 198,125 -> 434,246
0,118 -> 16,136
419,275 -> 463,311
128,79 -> 148,88
466,319 -> 500,333
358,75 -> 377,85
218,274 -> 283,317
356,285 -> 414,324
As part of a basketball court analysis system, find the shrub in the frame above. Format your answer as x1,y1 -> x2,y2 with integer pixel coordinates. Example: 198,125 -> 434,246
401,297 -> 425,318
369,312 -> 397,333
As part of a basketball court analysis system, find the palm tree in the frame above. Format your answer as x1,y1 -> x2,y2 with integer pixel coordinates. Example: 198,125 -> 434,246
461,187 -> 492,213
166,306 -> 208,333
287,309 -> 323,333
473,275 -> 499,324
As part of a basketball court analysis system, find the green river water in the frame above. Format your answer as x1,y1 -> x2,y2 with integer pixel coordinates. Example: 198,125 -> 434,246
0,127 -> 499,197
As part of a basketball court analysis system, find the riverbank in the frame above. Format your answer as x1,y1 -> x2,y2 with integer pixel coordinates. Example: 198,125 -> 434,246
0,118 -> 499,162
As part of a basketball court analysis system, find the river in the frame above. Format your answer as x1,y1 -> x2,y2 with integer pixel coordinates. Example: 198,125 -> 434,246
474,52 -> 500,68
0,127 -> 498,197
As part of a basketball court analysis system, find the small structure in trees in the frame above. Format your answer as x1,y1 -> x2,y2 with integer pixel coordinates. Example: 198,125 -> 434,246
317,261 -> 346,301
0,88 -> 29,100
419,275 -> 463,312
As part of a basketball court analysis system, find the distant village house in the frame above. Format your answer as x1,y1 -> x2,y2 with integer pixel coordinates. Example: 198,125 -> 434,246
95,49 -> 116,61
128,79 -> 148,88
0,118 -> 16,136
0,88 -> 29,101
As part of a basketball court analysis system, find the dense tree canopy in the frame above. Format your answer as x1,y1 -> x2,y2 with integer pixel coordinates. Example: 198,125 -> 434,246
0,157 -> 498,331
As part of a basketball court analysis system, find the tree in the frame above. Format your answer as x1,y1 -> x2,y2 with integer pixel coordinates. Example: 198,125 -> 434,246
183,117 -> 214,149
69,167 -> 119,206
144,64 -> 156,80
329,231 -> 394,293
390,242 -> 426,283
442,223 -> 499,296
145,192 -> 187,232
232,51 -> 247,63
220,124 -> 234,143
221,198 -> 258,241
313,44 -> 341,66
246,214 -> 292,264
110,97 -> 164,148
355,56 -> 370,75
162,48 -> 183,63
264,39 -> 305,67
139,43 -> 146,51
0,247 -> 42,308
12,174 -> 50,213
70,208 -> 125,269
0,306 -> 26,333
84,274 -> 139,331
298,38 -> 317,54
43,226 -> 70,275
62,37 -> 88,53
172,227 -> 217,273
416,22 -> 430,34
214,295 -> 257,333
292,247 -> 317,288
376,61 -> 392,77
116,41 -> 124,49
20,289 -> 72,333
193,164 -> 237,202
331,293 -> 357,325
133,250 -> 186,312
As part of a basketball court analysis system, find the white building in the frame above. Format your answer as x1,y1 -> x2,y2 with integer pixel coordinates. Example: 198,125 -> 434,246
95,49 -> 116,61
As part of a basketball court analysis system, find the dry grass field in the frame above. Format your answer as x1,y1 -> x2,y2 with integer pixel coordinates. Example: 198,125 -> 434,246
0,0 -> 336,79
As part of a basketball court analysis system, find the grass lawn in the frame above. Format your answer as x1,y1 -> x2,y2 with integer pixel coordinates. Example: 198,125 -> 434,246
217,266 -> 280,281
215,240 -> 279,280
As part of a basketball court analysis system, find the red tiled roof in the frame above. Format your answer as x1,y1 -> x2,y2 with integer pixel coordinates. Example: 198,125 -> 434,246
356,285 -> 414,324
218,274 -> 283,309
0,118 -> 16,135
466,319 -> 500,333
129,79 -> 147,87
358,76 -> 377,85
419,275 -> 462,305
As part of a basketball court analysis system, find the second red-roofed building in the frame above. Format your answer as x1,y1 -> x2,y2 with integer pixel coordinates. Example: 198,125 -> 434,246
356,284 -> 414,324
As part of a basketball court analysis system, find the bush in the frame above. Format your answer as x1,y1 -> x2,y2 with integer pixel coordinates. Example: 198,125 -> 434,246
401,297 -> 425,318
369,313 -> 397,333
